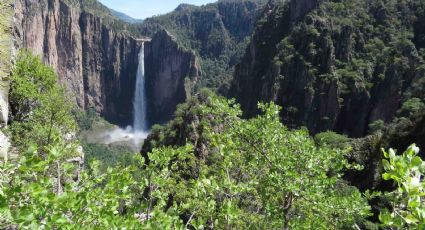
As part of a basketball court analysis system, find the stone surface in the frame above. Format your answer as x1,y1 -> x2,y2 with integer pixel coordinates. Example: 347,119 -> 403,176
144,30 -> 200,125
14,0 -> 140,124
231,0 -> 425,137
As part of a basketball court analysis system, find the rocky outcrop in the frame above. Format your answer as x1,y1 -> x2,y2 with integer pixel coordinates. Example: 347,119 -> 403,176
14,0 -> 140,124
140,0 -> 266,90
231,0 -> 425,137
144,30 -> 200,125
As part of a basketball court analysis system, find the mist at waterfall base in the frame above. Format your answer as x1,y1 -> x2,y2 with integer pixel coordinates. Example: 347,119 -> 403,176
87,44 -> 149,151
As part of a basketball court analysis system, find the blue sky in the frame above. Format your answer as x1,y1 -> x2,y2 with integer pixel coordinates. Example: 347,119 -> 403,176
98,0 -> 217,19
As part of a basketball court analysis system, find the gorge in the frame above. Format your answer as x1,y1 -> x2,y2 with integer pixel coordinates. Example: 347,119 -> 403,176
11,0 -> 425,153
2,0 -> 425,228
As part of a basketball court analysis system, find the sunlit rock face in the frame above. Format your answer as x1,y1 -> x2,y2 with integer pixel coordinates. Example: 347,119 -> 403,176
144,30 -> 200,126
14,0 -> 140,124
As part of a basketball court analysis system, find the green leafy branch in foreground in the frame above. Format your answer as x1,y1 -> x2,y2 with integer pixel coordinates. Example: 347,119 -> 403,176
1,90 -> 372,229
9,51 -> 77,152
0,141 -> 195,229
380,145 -> 425,228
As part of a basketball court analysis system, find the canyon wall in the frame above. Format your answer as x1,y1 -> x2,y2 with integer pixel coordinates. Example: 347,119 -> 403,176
145,30 -> 200,126
231,0 -> 425,137
14,0 -> 140,124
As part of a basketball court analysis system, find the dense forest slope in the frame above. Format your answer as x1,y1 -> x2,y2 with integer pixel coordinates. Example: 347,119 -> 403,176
231,0 -> 425,138
140,0 -> 267,90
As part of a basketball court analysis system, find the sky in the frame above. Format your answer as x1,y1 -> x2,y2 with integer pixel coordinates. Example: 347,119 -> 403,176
98,0 -> 217,19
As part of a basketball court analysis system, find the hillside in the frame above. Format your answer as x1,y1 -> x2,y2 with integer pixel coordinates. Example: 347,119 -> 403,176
140,0 -> 268,90
231,0 -> 425,138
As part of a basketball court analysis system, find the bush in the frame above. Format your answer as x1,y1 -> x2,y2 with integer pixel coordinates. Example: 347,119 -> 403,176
380,144 -> 425,228
8,51 -> 77,151
315,131 -> 351,149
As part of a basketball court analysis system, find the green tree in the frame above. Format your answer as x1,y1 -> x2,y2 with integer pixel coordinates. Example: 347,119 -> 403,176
9,51 -> 76,150
2,88 -> 371,229
380,144 -> 425,228
198,97 -> 370,229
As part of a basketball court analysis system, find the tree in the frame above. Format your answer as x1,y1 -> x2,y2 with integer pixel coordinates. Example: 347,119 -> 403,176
9,51 -> 76,150
2,88 -> 371,229
198,97 -> 370,229
380,144 -> 425,228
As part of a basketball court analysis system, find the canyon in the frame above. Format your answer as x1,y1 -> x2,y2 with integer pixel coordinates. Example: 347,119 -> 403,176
11,0 -> 425,155
13,0 -> 200,127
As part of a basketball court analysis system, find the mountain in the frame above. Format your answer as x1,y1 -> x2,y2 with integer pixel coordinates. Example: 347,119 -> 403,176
139,0 -> 268,90
13,0 -> 200,126
13,0 -> 267,127
231,0 -> 425,138
110,9 -> 143,24
14,0 -> 140,124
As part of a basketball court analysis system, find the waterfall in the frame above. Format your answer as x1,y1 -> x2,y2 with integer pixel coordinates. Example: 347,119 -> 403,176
133,42 -> 147,132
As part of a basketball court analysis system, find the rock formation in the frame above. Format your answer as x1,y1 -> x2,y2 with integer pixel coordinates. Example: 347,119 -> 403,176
144,30 -> 200,125
14,0 -> 140,124
231,0 -> 425,137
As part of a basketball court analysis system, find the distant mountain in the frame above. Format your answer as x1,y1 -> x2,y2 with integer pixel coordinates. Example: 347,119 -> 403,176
110,9 -> 143,24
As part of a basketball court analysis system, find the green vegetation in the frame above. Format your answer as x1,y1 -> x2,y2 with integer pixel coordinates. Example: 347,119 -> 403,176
141,0 -> 265,90
2,73 -> 375,228
314,131 -> 351,149
82,142 -> 136,173
233,0 -> 425,138
0,49 -> 423,228
8,51 -> 77,151
1,0 -> 425,228
380,145 -> 425,228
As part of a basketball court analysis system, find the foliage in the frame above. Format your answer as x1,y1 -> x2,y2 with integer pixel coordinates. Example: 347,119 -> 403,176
379,144 -> 425,228
368,119 -> 385,134
144,92 -> 371,228
397,98 -> 425,118
233,0 -> 425,137
82,142 -> 137,173
315,131 -> 352,149
73,108 -> 113,131
140,0 -> 265,90
9,51 -> 77,151
2,91 -> 371,228
0,142 -> 146,228
201,97 -> 370,228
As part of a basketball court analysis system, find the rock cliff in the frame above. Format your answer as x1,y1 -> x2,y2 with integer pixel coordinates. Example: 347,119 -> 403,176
231,0 -> 425,137
14,0 -> 140,124
144,30 -> 200,125
140,0 -> 267,90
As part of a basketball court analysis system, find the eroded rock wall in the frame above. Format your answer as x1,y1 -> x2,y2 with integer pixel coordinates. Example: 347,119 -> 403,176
14,0 -> 140,124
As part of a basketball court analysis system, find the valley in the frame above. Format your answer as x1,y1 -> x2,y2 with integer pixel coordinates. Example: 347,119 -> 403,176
0,0 -> 424,228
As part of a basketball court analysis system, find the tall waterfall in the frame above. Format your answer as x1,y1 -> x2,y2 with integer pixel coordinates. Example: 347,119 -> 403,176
133,42 -> 147,132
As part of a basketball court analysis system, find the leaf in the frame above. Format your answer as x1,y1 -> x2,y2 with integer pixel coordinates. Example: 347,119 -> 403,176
382,173 -> 391,181
404,214 -> 418,224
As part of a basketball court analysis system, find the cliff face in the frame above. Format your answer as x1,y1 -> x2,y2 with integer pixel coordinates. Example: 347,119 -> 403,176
14,0 -> 140,124
141,0 -> 267,90
145,30 -> 200,125
231,0 -> 425,137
